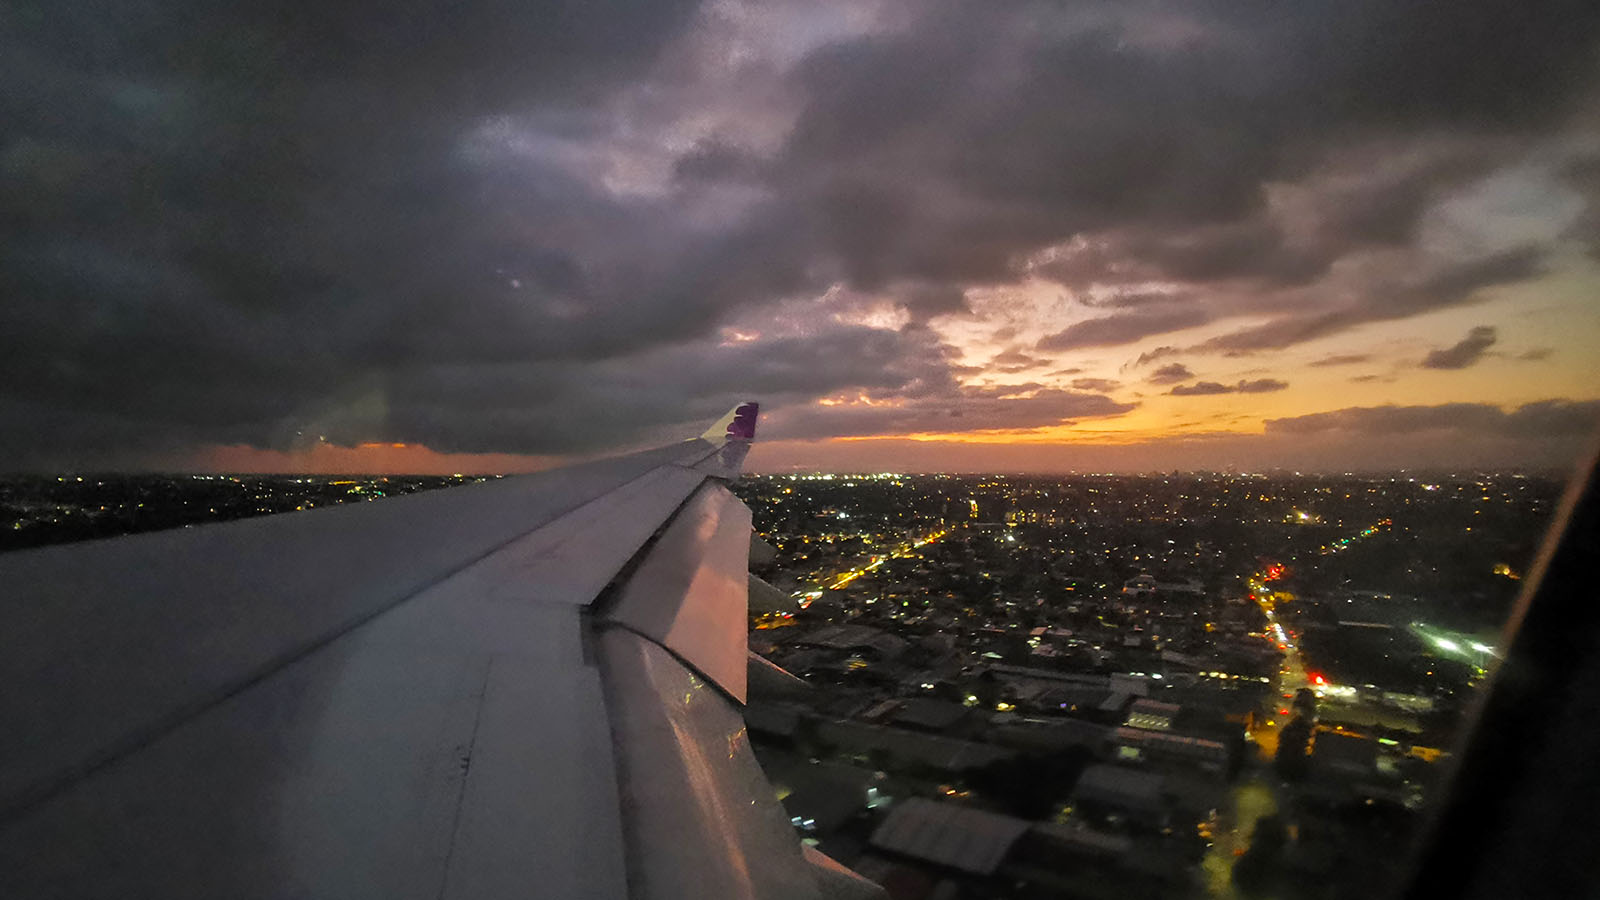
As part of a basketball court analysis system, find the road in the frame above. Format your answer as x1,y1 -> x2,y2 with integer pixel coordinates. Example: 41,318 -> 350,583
800,525 -> 955,596
1200,778 -> 1279,900
1204,519 -> 1391,895
1245,578 -> 1310,762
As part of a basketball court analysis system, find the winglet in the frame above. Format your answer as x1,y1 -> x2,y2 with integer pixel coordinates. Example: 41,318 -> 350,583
700,401 -> 759,443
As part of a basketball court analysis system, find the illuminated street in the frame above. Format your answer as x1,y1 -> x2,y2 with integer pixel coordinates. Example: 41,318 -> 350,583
800,526 -> 957,597
1201,778 -> 1279,899
1245,577 -> 1308,762
1244,519 -> 1396,759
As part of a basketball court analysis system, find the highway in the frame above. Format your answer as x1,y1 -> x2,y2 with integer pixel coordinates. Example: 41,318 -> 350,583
800,525 -> 956,596
1244,575 -> 1309,760
1196,576 -> 1305,898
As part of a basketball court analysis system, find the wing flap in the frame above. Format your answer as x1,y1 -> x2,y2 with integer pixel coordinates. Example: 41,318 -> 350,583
594,628 -> 818,900
601,482 -> 752,702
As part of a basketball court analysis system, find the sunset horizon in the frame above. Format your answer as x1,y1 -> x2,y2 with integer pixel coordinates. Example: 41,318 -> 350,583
6,0 -> 1597,476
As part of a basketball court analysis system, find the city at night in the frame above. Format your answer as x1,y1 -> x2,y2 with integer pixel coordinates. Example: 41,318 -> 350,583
732,471 -> 1556,897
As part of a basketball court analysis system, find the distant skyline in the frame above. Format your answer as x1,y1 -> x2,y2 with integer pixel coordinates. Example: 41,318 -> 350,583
5,0 -> 1598,473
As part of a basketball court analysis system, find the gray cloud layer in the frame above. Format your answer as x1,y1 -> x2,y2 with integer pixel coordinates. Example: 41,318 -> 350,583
1147,363 -> 1195,385
1422,326 -> 1498,369
1266,400 -> 1600,437
1037,307 -> 1211,353
764,387 -> 1136,440
1170,379 -> 1290,396
1309,354 -> 1374,367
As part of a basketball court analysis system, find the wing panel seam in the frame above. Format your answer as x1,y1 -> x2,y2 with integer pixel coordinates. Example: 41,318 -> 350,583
436,658 -> 494,900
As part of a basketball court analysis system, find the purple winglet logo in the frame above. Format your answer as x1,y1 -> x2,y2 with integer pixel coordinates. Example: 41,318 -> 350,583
726,402 -> 759,441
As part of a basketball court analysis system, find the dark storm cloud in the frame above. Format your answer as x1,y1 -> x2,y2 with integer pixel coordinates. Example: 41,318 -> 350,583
1037,308 -> 1212,352
1170,379 -> 1288,396
897,283 -> 972,323
328,322 -> 971,455
1265,400 -> 1600,437
1,0 -> 721,458
1415,251 -> 1549,305
1147,363 -> 1195,385
1199,248 -> 1544,353
1169,382 -> 1229,396
777,0 -> 1598,288
1237,379 -> 1291,394
1556,154 -> 1600,260
4,0 -> 1598,463
1119,221 -> 1339,287
1028,149 -> 1496,299
1508,399 -> 1600,436
1131,347 -> 1182,368
1309,354 -> 1373,367
1069,378 -> 1120,393
1040,157 -> 1485,291
1421,326 -> 1498,370
671,138 -> 770,185
763,387 -> 1136,440
990,347 -> 1052,373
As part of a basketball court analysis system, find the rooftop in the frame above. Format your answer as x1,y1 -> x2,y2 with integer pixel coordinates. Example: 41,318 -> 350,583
869,797 -> 1031,875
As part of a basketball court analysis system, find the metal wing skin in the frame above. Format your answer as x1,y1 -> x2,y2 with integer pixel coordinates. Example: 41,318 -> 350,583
0,403 -> 880,900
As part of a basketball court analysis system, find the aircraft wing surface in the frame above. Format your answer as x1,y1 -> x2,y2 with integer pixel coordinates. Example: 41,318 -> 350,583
0,403 -> 880,899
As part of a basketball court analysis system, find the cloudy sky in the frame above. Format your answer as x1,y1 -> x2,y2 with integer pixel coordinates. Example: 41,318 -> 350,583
5,0 -> 1598,473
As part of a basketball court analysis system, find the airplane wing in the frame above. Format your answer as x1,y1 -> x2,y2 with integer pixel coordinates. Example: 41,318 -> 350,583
0,402 -> 881,899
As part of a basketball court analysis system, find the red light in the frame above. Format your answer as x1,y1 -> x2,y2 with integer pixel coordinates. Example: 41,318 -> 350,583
1311,673 -> 1327,686
1279,708 -> 1290,715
